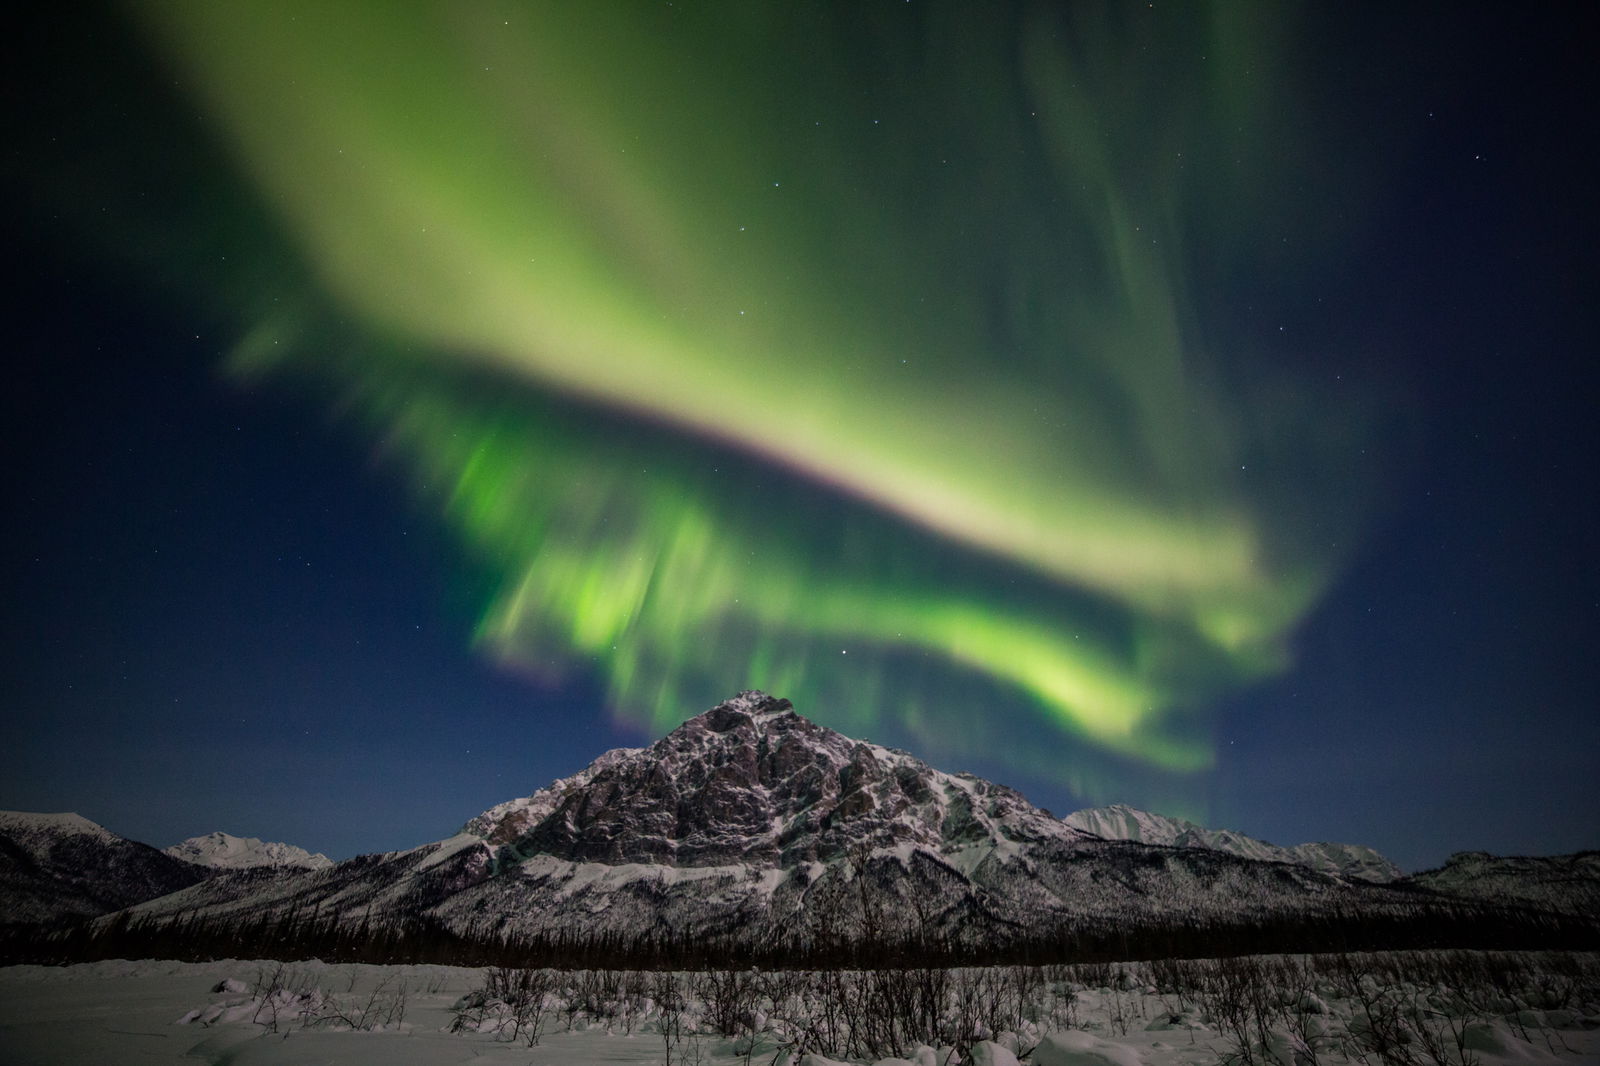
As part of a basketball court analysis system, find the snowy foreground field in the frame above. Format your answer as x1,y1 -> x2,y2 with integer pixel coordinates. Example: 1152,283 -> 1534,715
1,952 -> 1596,1066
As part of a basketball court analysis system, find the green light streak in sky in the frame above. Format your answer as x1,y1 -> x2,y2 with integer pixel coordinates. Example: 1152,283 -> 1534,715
256,351 -> 1229,776
139,1 -> 1392,798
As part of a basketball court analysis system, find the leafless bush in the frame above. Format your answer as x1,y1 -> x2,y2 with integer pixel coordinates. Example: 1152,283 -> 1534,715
248,963 -> 323,1034
427,949 -> 1596,1065
1147,955 -> 1203,1002
234,964 -> 409,1035
852,966 -> 925,1060
1077,960 -> 1114,988
1197,957 -> 1263,1065
317,972 -> 409,1032
1105,985 -> 1135,1037
695,966 -> 760,1037
567,968 -> 619,1028
618,969 -> 650,1034
447,985 -> 490,1034
653,970 -> 697,1066
1401,992 -> 1480,1066
449,966 -> 555,1045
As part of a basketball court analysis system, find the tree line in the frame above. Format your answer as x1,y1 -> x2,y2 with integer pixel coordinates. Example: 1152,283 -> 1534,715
2,894 -> 1594,970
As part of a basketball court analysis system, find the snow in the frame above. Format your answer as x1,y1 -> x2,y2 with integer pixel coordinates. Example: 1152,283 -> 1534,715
0,810 -> 118,845
165,831 -> 333,871
969,1039 -> 1020,1065
413,832 -> 487,872
1410,851 -> 1600,918
1461,1020 -> 1568,1063
1062,804 -> 1404,882
1,953 -> 1594,1066
1033,1030 -> 1143,1066
516,853 -> 753,896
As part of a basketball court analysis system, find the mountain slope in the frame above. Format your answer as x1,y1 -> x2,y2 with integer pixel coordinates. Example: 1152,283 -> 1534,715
165,832 -> 332,871
0,811 -> 210,926
1064,804 -> 1404,882
463,746 -> 640,844
1406,850 -> 1600,918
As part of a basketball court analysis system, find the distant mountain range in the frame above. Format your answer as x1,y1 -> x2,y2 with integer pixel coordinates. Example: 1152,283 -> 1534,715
2,693 -> 1595,959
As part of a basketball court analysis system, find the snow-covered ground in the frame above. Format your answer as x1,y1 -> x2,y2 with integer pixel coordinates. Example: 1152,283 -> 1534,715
0,953 -> 1595,1065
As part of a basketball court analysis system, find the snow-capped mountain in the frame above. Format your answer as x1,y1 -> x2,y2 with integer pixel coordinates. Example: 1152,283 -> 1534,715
1063,804 -> 1403,882
0,811 -> 209,925
115,693 -> 1487,952
165,832 -> 332,871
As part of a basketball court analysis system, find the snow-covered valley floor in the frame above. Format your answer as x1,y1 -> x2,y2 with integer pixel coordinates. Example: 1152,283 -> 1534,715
1,952 -> 1595,1066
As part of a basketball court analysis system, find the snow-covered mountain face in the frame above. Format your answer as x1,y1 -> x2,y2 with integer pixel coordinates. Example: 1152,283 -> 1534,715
0,811 -> 210,926
1063,804 -> 1404,883
164,832 -> 332,871
120,693 -> 1469,950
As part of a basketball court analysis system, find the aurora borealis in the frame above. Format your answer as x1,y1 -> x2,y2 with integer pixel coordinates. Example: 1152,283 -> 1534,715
130,2 -> 1394,799
3,2 -> 1595,869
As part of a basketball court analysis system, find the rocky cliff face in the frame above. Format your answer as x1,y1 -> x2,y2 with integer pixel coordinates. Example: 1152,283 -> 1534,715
482,691 -> 1089,871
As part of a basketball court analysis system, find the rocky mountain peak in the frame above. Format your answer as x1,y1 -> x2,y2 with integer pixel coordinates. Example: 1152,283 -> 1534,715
702,689 -> 798,729
475,691 -> 1086,872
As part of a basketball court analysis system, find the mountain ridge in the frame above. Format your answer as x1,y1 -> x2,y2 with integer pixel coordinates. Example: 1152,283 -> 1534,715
4,693 -> 1595,959
83,692 -> 1595,958
0,810 -> 209,926
1063,803 -> 1403,882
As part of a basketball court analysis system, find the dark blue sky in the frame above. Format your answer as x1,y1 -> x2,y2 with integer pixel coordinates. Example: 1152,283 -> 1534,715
2,4 -> 1595,873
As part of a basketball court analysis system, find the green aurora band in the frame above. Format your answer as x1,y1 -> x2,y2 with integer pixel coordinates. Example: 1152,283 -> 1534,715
133,1 -> 1394,808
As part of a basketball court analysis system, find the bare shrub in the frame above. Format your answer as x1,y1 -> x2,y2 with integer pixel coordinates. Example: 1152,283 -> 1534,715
450,966 -> 555,1045
696,966 -> 760,1038
653,971 -> 693,1066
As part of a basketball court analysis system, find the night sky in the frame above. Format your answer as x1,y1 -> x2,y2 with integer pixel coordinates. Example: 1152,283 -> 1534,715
3,3 -> 1594,874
